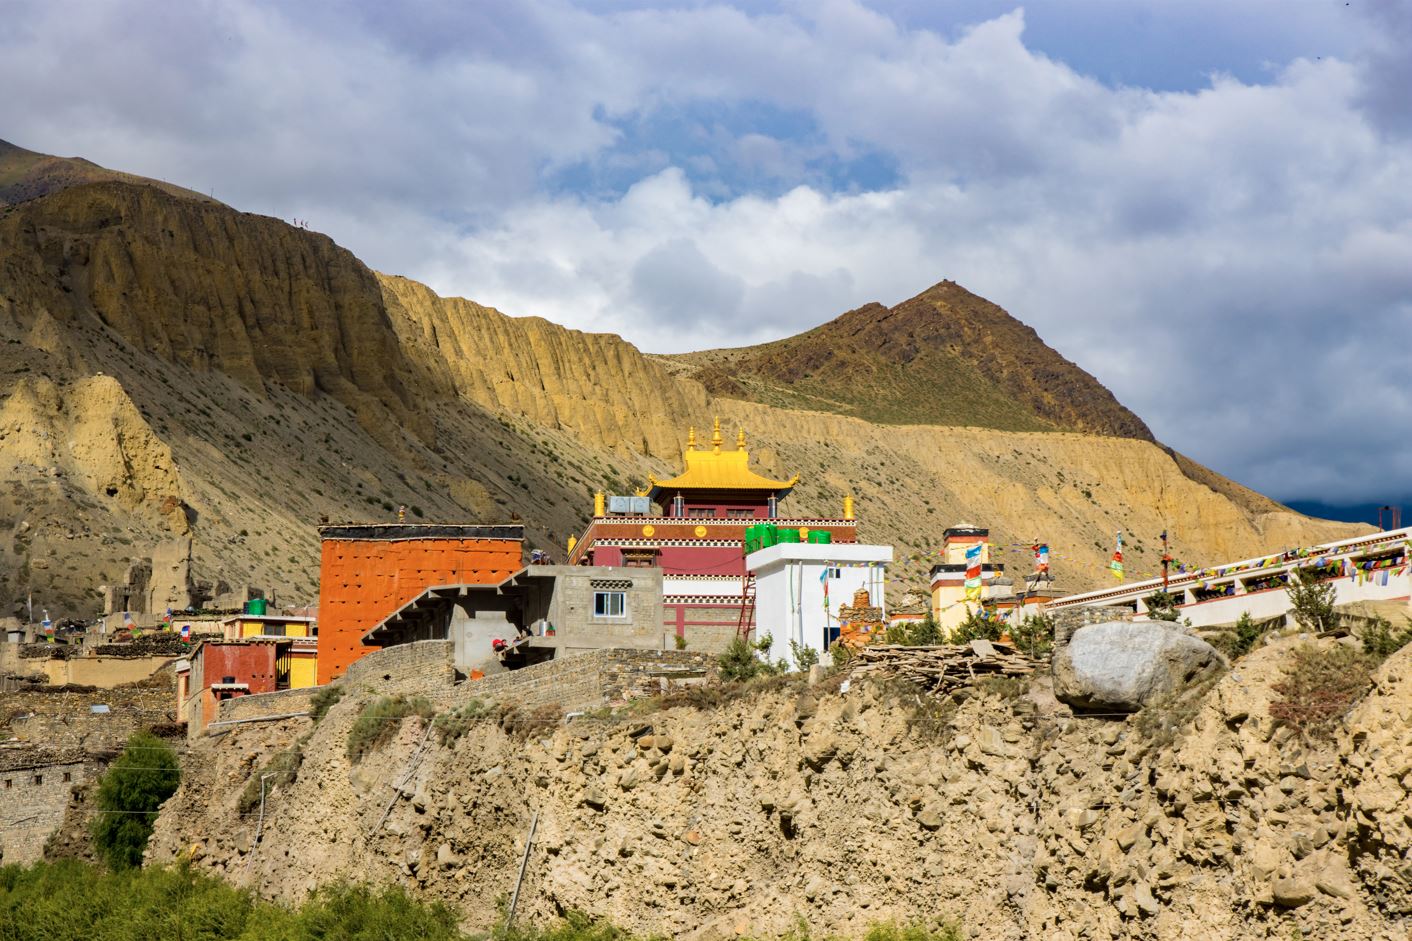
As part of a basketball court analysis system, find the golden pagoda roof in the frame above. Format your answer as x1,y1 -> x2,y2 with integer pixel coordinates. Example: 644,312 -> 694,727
646,418 -> 799,497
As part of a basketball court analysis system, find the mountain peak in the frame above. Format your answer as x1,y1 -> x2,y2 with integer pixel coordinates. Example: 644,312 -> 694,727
0,138 -> 217,209
669,281 -> 1153,440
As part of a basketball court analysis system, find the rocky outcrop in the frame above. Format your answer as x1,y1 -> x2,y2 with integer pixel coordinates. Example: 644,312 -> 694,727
147,638 -> 1412,940
1052,621 -> 1226,712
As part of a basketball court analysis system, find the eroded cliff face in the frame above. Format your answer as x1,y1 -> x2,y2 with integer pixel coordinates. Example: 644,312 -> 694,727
0,180 -> 1368,617
148,639 -> 1412,940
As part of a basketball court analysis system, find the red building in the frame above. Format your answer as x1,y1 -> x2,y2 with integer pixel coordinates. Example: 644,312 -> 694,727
569,419 -> 858,647
176,640 -> 288,735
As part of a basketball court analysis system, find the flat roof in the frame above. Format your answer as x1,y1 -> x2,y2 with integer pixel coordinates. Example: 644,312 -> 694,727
746,542 -> 893,570
319,523 -> 524,542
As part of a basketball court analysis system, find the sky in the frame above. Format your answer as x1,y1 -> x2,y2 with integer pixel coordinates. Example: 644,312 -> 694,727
2,0 -> 1410,513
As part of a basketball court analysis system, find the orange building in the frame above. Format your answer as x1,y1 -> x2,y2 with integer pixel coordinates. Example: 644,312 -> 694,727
316,524 -> 524,683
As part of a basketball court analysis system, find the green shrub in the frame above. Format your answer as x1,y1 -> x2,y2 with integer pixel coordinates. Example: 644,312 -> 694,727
1286,568 -> 1338,633
0,860 -> 467,940
789,640 -> 820,672
434,699 -> 489,746
236,748 -> 304,815
949,610 -> 1001,644
1360,615 -> 1412,659
1009,613 -> 1053,658
91,732 -> 180,870
717,635 -> 783,682
308,685 -> 345,722
1143,591 -> 1181,622
883,610 -> 944,647
346,696 -> 435,763
1269,643 -> 1374,738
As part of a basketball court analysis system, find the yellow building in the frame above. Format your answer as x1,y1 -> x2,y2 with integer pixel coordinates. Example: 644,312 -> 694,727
217,614 -> 318,688
929,523 -> 1005,634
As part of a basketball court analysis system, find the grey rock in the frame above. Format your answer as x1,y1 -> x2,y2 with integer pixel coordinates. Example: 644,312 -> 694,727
1052,621 -> 1225,713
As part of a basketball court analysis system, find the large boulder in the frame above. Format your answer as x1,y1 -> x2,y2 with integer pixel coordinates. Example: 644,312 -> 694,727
1052,620 -> 1225,712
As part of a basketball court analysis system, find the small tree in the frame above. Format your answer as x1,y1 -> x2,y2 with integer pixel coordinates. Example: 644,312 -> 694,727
1144,591 -> 1181,622
950,609 -> 1001,644
91,731 -> 181,869
718,634 -> 778,682
789,640 -> 820,672
1287,568 -> 1338,633
1010,613 -> 1054,658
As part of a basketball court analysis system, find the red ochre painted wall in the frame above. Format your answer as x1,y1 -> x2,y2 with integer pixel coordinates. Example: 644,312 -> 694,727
316,537 -> 522,683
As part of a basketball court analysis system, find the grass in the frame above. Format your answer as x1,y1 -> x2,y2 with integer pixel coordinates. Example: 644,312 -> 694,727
1269,643 -> 1376,739
434,699 -> 489,746
236,748 -> 304,815
308,685 -> 345,722
0,861 -> 465,941
346,695 -> 435,763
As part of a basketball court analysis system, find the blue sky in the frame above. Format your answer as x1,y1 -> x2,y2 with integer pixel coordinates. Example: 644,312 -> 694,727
2,0 -> 1409,510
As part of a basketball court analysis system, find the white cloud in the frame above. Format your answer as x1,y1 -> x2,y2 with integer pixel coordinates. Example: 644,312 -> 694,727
1,0 -> 1409,504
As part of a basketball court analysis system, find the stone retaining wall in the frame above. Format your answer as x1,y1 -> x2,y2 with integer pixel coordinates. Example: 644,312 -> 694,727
213,686 -> 321,726
342,641 -> 456,696
437,648 -> 714,713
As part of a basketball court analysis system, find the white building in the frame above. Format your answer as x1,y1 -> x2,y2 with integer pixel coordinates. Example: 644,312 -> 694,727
747,542 -> 892,664
1047,527 -> 1411,628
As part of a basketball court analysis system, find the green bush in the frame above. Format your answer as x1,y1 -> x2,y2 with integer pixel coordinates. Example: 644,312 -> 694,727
434,699 -> 489,746
0,860 -> 467,940
1143,591 -> 1181,622
1286,568 -> 1338,633
237,748 -> 304,815
308,685 -> 345,722
1009,613 -> 1053,658
1269,643 -> 1374,738
1360,615 -> 1412,659
717,635 -> 783,682
346,696 -> 435,763
883,610 -> 943,647
789,640 -> 820,672
91,732 -> 180,870
949,611 -> 1001,644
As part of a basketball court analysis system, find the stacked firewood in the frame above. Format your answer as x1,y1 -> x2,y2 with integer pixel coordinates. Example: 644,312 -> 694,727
850,640 -> 1038,694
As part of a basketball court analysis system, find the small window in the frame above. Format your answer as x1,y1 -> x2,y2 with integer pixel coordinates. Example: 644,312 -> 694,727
33,775 -> 42,786
3,779 -> 10,789
593,591 -> 626,618
726,509 -> 754,518
687,507 -> 715,518
62,772 -> 73,783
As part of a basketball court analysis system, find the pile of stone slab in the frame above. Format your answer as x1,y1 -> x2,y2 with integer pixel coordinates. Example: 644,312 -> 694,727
850,640 -> 1039,694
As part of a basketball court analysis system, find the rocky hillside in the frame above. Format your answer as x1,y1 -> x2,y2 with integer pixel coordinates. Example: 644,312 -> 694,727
148,638 -> 1412,940
0,138 -> 215,208
0,145 -> 1367,618
665,281 -> 1153,438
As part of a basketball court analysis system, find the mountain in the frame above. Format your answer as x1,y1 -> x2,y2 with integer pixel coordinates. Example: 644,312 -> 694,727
0,143 -> 1368,618
0,138 -> 216,209
664,282 -> 1152,438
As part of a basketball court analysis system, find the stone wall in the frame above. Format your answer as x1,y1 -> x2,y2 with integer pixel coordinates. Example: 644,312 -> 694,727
0,749 -> 93,866
213,686 -> 320,727
1,676 -> 176,751
1052,605 -> 1135,648
342,641 -> 456,697
439,648 -> 714,713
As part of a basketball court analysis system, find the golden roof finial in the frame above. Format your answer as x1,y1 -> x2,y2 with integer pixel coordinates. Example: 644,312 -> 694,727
711,416 -> 723,452
687,426 -> 698,451
737,427 -> 746,450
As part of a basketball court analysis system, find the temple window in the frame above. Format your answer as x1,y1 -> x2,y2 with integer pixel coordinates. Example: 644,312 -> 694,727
726,509 -> 754,518
687,508 -> 716,518
594,591 -> 627,618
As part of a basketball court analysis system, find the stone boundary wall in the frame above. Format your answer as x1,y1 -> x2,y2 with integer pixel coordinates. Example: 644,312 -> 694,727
1053,605 -> 1135,649
213,686 -> 320,726
342,641 -> 455,696
0,756 -> 94,866
435,648 -> 715,713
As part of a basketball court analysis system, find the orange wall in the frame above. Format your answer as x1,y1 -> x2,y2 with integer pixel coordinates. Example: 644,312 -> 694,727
317,537 -> 522,683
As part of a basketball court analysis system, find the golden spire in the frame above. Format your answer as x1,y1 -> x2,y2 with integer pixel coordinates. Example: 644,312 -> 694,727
711,416 -> 723,452
737,427 -> 746,450
687,426 -> 697,450
594,491 -> 605,517
843,494 -> 855,520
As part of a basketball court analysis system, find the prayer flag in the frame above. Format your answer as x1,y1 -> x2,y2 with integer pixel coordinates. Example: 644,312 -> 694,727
1110,532 -> 1125,580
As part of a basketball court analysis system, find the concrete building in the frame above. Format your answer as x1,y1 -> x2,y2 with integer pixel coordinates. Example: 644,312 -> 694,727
316,523 -> 524,683
747,542 -> 892,664
569,420 -> 861,649
362,565 -> 665,676
1047,527 -> 1412,628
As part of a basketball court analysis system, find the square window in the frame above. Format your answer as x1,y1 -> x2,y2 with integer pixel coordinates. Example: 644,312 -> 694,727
593,591 -> 626,618
3,779 -> 10,789
63,772 -> 72,783
33,775 -> 42,785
